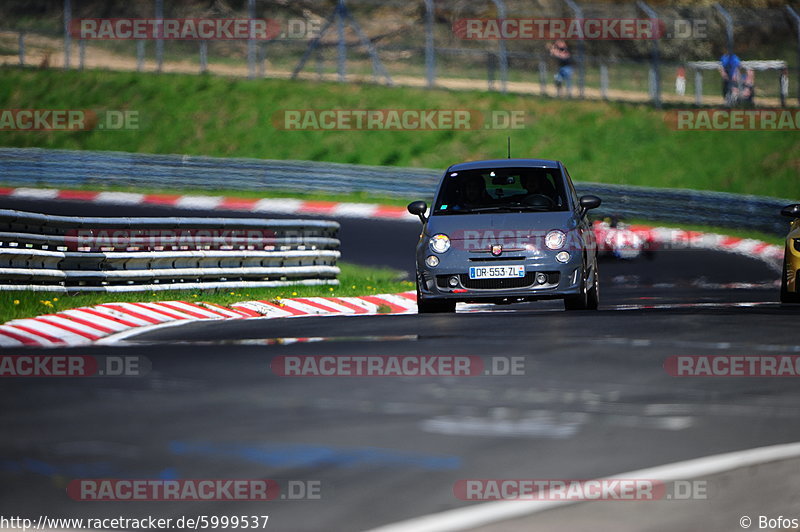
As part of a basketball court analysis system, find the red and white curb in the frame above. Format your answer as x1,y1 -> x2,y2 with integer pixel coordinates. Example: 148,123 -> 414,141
609,223 -> 784,269
0,187 -> 416,221
0,292 -> 418,348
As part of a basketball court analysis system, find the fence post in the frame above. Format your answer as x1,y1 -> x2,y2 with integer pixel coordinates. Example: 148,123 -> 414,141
600,64 -> 609,100
694,68 -> 702,106
337,0 -> 347,82
488,0 -> 508,93
247,0 -> 256,79
539,59 -> 547,95
562,0 -> 585,98
200,41 -> 208,73
780,69 -> 788,108
637,1 -> 661,108
79,39 -> 85,70
18,32 -> 25,66
155,0 -> 164,73
424,0 -> 436,88
136,41 -> 145,71
63,0 -> 71,70
258,42 -> 267,78
713,3 -> 734,55
787,6 -> 800,107
487,52 -> 496,91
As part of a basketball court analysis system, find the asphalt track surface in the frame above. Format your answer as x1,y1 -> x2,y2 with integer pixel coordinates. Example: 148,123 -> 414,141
1,198 -> 799,532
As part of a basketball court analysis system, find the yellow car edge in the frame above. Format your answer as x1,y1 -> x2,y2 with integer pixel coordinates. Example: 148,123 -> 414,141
781,204 -> 800,304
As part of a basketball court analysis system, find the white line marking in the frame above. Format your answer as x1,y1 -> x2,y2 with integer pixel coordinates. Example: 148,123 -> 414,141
363,441 -> 800,532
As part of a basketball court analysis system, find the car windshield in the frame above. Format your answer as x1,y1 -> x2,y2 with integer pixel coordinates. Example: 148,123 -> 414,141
433,167 -> 569,214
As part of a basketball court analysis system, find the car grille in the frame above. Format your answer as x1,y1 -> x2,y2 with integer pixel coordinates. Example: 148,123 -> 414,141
436,272 -> 559,290
468,256 -> 526,262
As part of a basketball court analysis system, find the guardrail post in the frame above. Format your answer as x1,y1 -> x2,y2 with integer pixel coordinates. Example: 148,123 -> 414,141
562,0 -> 585,98
247,0 -> 256,79
155,0 -> 164,73
787,6 -> 800,106
694,68 -> 703,106
136,40 -> 145,71
637,1 -> 661,108
18,32 -> 25,65
424,0 -> 436,88
63,0 -> 71,70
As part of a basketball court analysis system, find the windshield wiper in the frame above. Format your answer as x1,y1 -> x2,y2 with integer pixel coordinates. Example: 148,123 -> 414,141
462,205 -> 552,213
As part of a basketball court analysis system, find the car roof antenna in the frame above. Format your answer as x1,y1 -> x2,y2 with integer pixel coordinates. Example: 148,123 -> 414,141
507,136 -> 511,159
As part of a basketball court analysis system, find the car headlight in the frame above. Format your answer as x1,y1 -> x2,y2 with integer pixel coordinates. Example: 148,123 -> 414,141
545,230 -> 566,250
425,255 -> 440,267
429,234 -> 451,253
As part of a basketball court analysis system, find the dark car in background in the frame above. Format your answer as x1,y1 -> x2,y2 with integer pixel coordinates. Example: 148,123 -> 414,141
408,159 -> 602,313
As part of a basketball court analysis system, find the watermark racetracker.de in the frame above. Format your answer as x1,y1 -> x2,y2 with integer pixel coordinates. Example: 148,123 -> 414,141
0,110 -> 139,131
272,109 -> 527,131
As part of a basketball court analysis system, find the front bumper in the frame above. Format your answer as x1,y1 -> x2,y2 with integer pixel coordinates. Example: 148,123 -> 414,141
416,250 -> 586,304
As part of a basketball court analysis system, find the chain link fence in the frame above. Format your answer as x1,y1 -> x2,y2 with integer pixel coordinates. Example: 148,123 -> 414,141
1,0 -> 798,107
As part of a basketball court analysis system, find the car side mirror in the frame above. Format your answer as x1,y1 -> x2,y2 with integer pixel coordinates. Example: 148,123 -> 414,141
579,195 -> 602,217
781,204 -> 800,219
407,201 -> 428,223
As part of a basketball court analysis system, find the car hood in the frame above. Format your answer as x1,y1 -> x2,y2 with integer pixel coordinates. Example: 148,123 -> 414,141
426,211 -> 578,239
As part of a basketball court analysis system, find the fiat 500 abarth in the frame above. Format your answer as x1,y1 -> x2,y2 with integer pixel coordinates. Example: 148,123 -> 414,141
780,203 -> 800,304
408,159 -> 602,313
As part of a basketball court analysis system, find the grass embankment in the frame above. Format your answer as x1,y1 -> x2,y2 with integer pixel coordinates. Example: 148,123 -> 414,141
0,67 -> 798,198
0,263 -> 411,323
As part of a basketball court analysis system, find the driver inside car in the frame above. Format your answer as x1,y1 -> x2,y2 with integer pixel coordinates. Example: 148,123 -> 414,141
516,174 -> 560,206
453,174 -> 493,210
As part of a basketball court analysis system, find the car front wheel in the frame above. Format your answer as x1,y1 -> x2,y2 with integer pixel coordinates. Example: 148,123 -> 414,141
416,284 -> 456,313
565,261 -> 599,311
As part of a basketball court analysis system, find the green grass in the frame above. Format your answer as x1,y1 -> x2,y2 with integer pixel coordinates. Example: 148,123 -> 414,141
0,66 -> 798,199
0,262 -> 412,323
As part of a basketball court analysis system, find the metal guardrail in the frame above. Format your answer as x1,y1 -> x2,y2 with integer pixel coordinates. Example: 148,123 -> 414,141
0,208 -> 340,292
0,147 -> 795,236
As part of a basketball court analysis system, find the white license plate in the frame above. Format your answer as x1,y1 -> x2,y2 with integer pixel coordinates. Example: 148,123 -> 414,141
468,265 -> 525,279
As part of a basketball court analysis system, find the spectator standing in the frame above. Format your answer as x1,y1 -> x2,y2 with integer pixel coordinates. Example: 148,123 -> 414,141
550,40 -> 573,97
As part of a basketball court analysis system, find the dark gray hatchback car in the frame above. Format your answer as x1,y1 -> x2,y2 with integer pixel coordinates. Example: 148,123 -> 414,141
408,159 -> 602,313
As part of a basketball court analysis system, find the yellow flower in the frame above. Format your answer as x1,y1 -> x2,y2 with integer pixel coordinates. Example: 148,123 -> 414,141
329,287 -> 334,291
53,297 -> 59,301
13,300 -> 19,305
292,292 -> 297,296
230,292 -> 235,295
